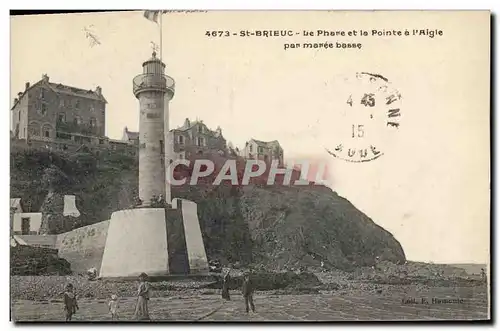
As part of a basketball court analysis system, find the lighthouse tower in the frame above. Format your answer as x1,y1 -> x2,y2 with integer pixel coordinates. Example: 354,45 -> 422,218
133,51 -> 175,206
99,52 -> 209,278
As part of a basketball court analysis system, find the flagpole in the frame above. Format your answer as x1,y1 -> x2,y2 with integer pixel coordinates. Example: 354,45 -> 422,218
159,12 -> 163,61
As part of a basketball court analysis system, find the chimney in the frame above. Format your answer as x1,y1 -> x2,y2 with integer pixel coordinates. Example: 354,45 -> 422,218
13,98 -> 18,104
25,82 -> 30,90
95,86 -> 102,96
184,118 -> 190,127
42,74 -> 49,82
17,92 -> 23,98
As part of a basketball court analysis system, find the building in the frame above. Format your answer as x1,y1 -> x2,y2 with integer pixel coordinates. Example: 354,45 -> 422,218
11,74 -> 107,143
122,118 -> 227,160
10,198 -> 42,235
243,138 -> 284,166
171,118 -> 227,160
122,126 -> 139,145
99,51 -> 209,278
10,195 -> 82,249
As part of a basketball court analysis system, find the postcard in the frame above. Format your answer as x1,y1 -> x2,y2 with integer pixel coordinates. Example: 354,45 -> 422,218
9,10 -> 490,322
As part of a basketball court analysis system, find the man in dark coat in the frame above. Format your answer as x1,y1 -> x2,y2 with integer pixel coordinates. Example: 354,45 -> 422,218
242,272 -> 255,313
63,283 -> 79,321
221,269 -> 231,300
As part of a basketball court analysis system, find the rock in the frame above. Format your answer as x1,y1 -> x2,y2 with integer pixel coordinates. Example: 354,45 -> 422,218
240,186 -> 406,270
10,246 -> 72,276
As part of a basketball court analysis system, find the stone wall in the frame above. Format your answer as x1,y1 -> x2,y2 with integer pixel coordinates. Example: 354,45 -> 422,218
56,221 -> 110,274
165,206 -> 189,274
175,199 -> 209,274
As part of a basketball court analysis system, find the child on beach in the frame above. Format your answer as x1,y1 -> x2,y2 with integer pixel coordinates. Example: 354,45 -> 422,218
63,283 -> 79,321
108,294 -> 119,320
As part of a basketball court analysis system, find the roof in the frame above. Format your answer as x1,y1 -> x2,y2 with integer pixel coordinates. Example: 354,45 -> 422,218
48,82 -> 106,103
249,139 -> 281,148
124,128 -> 139,140
176,119 -> 205,131
11,76 -> 107,110
174,119 -> 224,138
122,119 -> 225,141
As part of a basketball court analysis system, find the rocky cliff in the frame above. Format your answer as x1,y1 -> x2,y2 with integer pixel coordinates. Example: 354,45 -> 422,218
10,147 -> 406,270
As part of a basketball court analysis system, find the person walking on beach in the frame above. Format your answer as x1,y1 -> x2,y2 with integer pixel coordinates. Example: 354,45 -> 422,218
63,283 -> 79,321
134,272 -> 151,320
221,269 -> 231,300
108,294 -> 120,320
242,272 -> 255,313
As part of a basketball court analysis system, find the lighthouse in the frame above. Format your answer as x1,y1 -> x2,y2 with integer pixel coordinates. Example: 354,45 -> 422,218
132,51 -> 175,206
99,51 -> 209,278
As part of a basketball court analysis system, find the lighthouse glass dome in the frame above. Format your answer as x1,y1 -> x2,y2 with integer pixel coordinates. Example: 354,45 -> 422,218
133,52 -> 175,97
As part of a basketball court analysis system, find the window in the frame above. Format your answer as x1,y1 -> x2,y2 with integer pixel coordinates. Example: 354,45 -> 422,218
18,111 -> 20,121
40,89 -> 45,100
58,113 -> 66,123
258,147 -> 264,154
249,145 -> 253,152
21,217 -> 30,235
196,137 -> 204,147
59,99 -> 64,108
73,115 -> 81,125
178,135 -> 184,144
41,104 -> 47,116
197,125 -> 203,133
75,100 -> 80,110
44,130 -> 50,138
159,140 -> 164,154
90,117 -> 96,127
28,126 -> 40,136
90,105 -> 94,112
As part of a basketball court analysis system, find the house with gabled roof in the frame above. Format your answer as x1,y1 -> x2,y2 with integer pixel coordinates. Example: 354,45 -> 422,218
122,118 -> 227,160
11,74 -> 107,143
243,138 -> 284,166
122,126 -> 139,145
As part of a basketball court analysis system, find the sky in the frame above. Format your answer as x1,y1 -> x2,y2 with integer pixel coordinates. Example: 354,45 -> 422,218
10,11 -> 490,264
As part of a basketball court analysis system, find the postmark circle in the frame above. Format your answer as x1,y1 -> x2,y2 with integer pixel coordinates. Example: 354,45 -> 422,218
325,72 -> 402,163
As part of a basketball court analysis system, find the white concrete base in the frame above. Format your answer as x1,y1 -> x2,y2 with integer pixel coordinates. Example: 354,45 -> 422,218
172,199 -> 209,274
63,195 -> 80,217
99,208 -> 169,278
